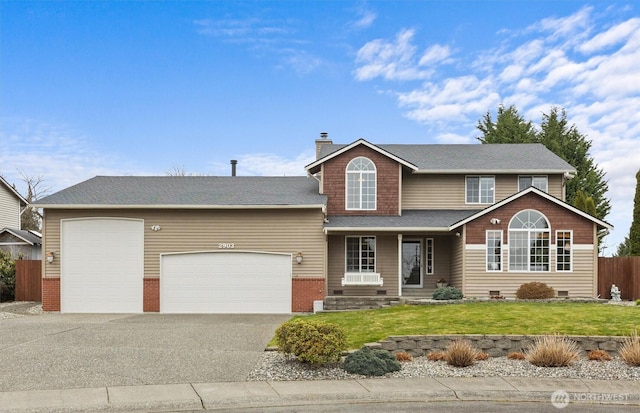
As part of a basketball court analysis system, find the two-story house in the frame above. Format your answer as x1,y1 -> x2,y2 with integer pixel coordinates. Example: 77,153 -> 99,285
34,136 -> 611,313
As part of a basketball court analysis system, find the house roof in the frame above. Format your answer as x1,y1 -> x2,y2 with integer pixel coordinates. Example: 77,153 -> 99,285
449,186 -> 613,230
33,176 -> 327,209
307,140 -> 576,174
0,228 -> 42,245
0,176 -> 28,205
323,209 -> 480,233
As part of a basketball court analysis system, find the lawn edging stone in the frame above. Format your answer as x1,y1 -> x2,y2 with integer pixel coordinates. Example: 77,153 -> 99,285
372,334 -> 628,357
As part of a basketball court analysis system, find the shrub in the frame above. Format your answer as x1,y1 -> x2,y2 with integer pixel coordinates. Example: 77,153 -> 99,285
525,335 -> 579,367
432,286 -> 463,300
395,351 -> 413,362
475,351 -> 489,361
0,250 -> 16,302
515,282 -> 555,299
444,340 -> 477,367
343,347 -> 401,376
636,299 -> 640,306
507,352 -> 526,360
274,319 -> 347,366
619,331 -> 640,367
587,349 -> 612,362
426,351 -> 446,361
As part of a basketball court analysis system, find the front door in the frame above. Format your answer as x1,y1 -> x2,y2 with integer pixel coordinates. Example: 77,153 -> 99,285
402,240 -> 422,288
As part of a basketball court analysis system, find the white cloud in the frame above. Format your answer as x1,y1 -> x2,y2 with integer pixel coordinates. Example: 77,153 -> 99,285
0,118 -> 139,197
579,17 -> 640,53
353,9 -> 376,29
354,29 -> 436,81
210,152 -> 315,177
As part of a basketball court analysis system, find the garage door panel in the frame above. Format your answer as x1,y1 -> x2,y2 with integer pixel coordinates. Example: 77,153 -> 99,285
61,219 -> 144,313
161,252 -> 291,314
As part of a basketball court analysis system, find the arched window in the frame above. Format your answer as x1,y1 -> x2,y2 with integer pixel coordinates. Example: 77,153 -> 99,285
508,210 -> 550,272
346,157 -> 376,210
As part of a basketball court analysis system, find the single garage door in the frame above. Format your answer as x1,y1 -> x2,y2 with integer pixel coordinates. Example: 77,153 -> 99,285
160,251 -> 291,314
61,218 -> 144,313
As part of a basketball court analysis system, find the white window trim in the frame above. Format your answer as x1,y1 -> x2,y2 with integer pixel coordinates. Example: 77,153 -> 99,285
486,230 -> 503,272
425,238 -> 434,275
507,210 -> 551,273
344,235 -> 376,273
345,157 -> 377,211
518,175 -> 548,192
465,175 -> 495,204
555,230 -> 573,273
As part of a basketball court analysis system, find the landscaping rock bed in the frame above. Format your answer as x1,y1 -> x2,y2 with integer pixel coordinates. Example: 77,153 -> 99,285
247,351 -> 640,381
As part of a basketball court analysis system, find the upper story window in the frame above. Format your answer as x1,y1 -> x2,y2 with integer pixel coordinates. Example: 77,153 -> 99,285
466,176 -> 494,204
519,175 -> 548,192
346,157 -> 376,210
508,210 -> 550,272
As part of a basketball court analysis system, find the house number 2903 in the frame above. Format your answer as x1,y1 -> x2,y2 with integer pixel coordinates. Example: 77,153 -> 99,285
218,243 -> 235,249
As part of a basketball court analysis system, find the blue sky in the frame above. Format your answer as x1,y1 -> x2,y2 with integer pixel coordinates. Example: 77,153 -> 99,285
1,1 -> 638,254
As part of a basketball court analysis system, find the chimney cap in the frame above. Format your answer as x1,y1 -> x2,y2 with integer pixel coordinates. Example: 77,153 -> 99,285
320,132 -> 328,139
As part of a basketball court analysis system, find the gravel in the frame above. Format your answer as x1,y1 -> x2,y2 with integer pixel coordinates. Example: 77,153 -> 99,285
247,351 -> 640,382
0,301 -> 42,320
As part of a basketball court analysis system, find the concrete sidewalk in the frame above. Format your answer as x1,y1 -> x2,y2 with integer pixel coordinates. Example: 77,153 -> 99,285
1,377 -> 639,412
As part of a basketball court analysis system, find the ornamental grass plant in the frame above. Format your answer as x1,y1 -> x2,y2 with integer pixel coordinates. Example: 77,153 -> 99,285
525,335 -> 579,367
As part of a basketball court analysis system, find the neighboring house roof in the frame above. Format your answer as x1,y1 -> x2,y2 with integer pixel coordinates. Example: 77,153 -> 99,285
0,176 -> 28,205
324,210 -> 480,233
33,176 -> 327,209
449,186 -> 613,230
307,139 -> 576,174
0,228 -> 42,245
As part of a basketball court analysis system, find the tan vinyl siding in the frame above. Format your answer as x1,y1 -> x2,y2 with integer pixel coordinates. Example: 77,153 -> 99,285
0,185 -> 21,229
402,173 -> 565,209
327,234 -> 398,296
463,248 -> 596,298
42,208 -> 325,279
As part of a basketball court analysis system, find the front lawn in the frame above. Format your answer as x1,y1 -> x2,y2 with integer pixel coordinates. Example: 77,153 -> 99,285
283,302 -> 640,349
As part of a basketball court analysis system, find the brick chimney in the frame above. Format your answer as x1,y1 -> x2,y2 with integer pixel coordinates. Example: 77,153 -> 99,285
315,132 -> 333,159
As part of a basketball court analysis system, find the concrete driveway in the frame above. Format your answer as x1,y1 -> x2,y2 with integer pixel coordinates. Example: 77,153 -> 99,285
0,312 -> 290,392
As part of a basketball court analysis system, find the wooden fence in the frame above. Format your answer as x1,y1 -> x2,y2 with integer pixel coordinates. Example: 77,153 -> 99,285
598,257 -> 640,301
15,260 -> 42,302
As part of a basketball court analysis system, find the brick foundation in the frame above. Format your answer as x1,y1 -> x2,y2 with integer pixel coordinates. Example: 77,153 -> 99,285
143,278 -> 160,312
292,278 -> 325,312
42,277 -> 60,312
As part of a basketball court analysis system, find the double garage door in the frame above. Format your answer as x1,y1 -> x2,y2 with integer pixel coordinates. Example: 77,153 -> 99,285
60,218 -> 292,313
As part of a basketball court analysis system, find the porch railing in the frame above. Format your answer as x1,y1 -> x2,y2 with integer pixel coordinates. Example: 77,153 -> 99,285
341,272 -> 383,286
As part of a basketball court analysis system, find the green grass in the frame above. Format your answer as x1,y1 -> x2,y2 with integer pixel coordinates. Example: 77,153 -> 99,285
274,302 -> 640,349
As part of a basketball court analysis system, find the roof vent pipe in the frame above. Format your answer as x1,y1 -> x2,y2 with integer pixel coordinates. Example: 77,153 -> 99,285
230,160 -> 237,176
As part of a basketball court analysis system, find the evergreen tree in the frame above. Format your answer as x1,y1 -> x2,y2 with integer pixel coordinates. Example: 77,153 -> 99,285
630,169 -> 640,255
539,107 -> 610,220
476,105 -> 538,144
615,235 -> 632,257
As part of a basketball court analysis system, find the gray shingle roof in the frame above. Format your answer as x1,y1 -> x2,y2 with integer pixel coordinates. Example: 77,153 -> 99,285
317,142 -> 575,173
0,228 -> 42,245
324,210 -> 480,230
34,176 -> 327,207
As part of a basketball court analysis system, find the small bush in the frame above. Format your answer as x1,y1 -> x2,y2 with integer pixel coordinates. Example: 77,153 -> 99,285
395,351 -> 413,362
432,286 -> 463,300
515,282 -> 555,299
635,299 -> 640,306
274,319 -> 347,366
475,351 -> 489,361
343,347 -> 401,376
444,340 -> 477,367
587,349 -> 612,362
619,331 -> 640,367
0,250 -> 16,302
507,352 -> 526,360
525,335 -> 579,367
426,351 -> 446,361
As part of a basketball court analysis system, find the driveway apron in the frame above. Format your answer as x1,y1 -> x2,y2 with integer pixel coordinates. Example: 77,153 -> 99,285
0,313 -> 290,392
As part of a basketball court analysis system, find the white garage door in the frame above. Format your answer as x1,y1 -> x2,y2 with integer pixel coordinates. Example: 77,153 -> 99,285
61,218 -> 144,313
160,251 -> 291,314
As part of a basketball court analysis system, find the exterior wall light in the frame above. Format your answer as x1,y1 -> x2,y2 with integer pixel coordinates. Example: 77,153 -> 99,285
46,252 -> 54,264
296,252 -> 303,264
